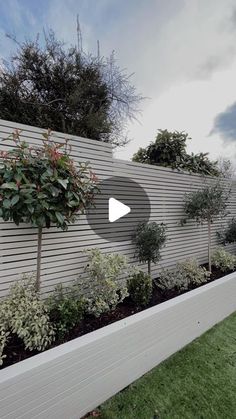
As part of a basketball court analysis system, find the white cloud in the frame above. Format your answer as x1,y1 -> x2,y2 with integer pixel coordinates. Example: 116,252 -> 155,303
111,0 -> 236,162
50,0 -> 236,165
95,0 -> 236,95
116,61 -> 236,161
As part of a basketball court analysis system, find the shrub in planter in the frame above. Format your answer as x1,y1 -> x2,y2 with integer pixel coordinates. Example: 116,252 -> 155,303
133,221 -> 167,277
47,283 -> 85,339
158,259 -> 210,293
127,270 -> 152,307
212,247 -> 236,272
77,249 -> 129,317
0,275 -> 55,366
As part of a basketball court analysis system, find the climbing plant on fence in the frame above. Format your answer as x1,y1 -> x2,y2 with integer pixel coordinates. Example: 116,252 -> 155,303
0,130 -> 98,291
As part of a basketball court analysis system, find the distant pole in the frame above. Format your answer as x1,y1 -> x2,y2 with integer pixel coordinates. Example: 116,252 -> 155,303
76,14 -> 83,52
97,40 -> 100,59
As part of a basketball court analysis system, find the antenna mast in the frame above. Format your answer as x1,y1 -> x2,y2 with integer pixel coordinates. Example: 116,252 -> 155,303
97,40 -> 100,59
76,14 -> 83,52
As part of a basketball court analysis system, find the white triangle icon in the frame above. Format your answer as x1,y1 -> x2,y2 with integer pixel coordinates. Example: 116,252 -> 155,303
109,197 -> 131,222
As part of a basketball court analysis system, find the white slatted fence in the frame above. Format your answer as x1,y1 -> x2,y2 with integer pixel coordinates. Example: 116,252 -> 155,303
0,119 -> 235,296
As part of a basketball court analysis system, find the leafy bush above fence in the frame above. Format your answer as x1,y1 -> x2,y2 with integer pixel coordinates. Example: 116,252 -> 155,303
127,270 -> 152,307
77,249 -> 129,317
132,129 -> 220,176
158,259 -> 210,293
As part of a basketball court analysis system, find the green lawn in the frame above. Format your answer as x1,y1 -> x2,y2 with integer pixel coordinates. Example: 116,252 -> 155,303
88,312 -> 236,419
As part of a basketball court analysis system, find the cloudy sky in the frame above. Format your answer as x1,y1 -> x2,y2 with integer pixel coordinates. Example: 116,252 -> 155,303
1,0 -> 236,162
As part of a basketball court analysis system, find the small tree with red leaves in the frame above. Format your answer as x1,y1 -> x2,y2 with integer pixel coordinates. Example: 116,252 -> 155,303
0,130 -> 98,290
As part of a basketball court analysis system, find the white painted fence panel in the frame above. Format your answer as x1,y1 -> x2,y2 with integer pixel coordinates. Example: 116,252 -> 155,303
0,119 -> 236,296
0,274 -> 235,419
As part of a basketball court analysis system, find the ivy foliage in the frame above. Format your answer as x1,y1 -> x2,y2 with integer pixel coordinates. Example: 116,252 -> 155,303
0,130 -> 98,229
132,130 -> 219,176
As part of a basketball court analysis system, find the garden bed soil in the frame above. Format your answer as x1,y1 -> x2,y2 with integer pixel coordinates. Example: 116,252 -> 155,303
0,264 -> 231,370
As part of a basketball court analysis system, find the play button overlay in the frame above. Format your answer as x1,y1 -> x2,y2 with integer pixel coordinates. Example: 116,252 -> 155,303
87,176 -> 151,242
109,198 -> 131,222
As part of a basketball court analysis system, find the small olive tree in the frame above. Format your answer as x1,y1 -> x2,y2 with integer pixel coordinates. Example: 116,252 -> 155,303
183,183 -> 230,272
133,221 -> 167,277
0,130 -> 98,291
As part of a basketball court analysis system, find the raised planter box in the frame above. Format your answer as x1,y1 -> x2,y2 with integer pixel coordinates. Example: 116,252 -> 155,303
0,274 -> 236,419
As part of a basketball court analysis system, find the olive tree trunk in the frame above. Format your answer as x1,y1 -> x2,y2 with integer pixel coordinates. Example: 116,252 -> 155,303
148,260 -> 151,277
207,219 -> 212,273
36,227 -> 42,292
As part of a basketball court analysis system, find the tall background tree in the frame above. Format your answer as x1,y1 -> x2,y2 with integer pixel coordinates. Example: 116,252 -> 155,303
0,31 -> 142,147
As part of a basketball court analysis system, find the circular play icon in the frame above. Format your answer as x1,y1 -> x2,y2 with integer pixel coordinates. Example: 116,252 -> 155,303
86,176 -> 151,242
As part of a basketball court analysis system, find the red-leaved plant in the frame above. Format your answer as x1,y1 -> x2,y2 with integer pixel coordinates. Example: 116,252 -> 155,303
0,129 -> 99,290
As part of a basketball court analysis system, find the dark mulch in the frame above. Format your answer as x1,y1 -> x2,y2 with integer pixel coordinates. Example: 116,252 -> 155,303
1,265 -> 233,370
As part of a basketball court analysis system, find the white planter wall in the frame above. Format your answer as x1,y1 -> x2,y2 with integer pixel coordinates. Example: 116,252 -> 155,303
0,274 -> 236,419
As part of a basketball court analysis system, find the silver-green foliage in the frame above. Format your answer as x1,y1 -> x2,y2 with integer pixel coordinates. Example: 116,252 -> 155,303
183,183 -> 229,223
158,259 -> 210,292
212,247 -> 236,272
0,275 -> 55,365
77,249 -> 129,317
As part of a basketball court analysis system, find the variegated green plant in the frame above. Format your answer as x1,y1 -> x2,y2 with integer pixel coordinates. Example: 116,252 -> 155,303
0,275 -> 55,366
158,258 -> 210,293
212,247 -> 236,272
77,249 -> 129,317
